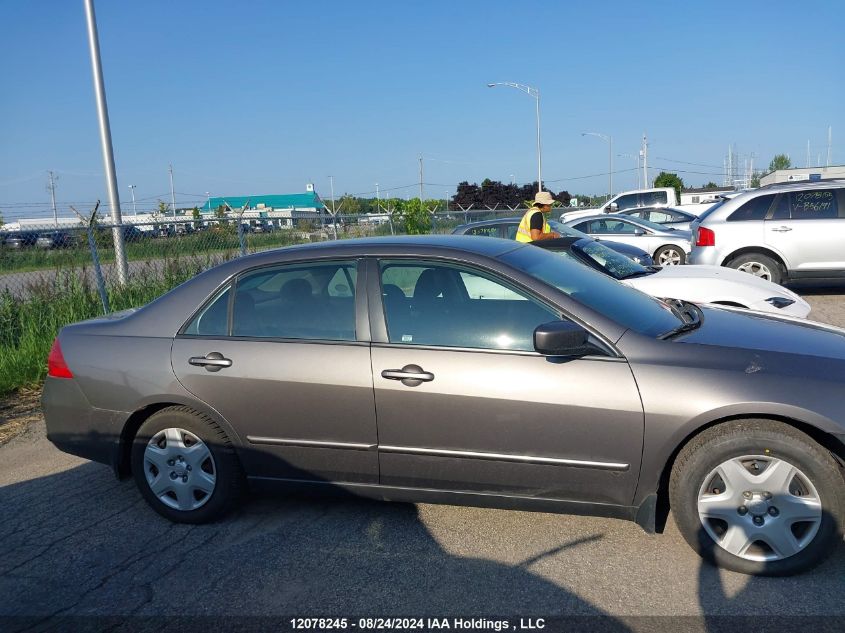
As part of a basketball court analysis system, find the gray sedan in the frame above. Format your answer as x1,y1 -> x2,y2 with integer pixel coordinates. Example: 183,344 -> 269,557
43,235 -> 845,576
565,214 -> 692,265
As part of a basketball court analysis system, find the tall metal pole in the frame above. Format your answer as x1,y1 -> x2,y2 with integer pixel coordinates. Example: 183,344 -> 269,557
487,82 -> 542,192
48,171 -> 58,226
642,133 -> 649,189
169,163 -> 176,216
84,0 -> 127,285
608,135 -> 613,198
419,155 -> 424,200
329,175 -> 337,240
376,183 -> 380,212
128,184 -> 137,214
583,132 -> 612,200
828,126 -> 832,168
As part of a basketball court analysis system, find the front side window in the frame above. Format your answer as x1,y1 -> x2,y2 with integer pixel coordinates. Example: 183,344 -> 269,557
727,194 -> 775,222
465,225 -> 502,238
640,191 -> 668,206
613,193 -> 638,210
604,219 -> 640,234
231,261 -> 357,340
379,260 -> 560,351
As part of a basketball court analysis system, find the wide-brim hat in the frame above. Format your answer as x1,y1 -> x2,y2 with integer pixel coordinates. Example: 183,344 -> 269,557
533,191 -> 554,206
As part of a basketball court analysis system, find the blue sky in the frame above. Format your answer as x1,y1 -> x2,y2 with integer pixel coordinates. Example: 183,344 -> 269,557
1,0 -> 844,219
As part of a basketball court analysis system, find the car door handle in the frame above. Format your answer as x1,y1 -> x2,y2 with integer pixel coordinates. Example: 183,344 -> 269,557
381,364 -> 434,386
189,352 -> 232,372
771,226 -> 792,232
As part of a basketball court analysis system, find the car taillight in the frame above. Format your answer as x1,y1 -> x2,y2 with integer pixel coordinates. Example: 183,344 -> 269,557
696,226 -> 715,247
47,338 -> 73,379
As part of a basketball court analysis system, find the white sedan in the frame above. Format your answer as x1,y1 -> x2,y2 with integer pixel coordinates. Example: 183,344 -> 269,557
536,237 -> 811,318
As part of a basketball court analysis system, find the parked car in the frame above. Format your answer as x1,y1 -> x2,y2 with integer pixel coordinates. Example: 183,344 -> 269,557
451,217 -> 654,265
561,187 -> 715,222
619,206 -> 698,231
36,230 -> 75,249
4,231 -> 40,249
564,214 -> 692,265
534,237 -> 810,317
690,181 -> 845,285
122,225 -> 147,243
43,235 -> 845,576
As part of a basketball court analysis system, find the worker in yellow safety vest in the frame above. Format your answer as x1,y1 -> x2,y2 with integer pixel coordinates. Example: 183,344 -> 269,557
515,191 -> 560,242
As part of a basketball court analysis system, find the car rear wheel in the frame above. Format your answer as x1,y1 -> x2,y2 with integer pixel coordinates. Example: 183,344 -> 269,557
655,245 -> 686,266
727,253 -> 783,285
669,420 -> 844,576
131,407 -> 245,523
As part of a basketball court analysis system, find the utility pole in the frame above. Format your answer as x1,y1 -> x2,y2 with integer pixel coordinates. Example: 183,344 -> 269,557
807,140 -> 811,168
128,184 -> 137,214
84,0 -> 127,285
48,170 -> 58,226
642,134 -> 648,189
169,163 -> 176,216
418,154 -> 424,201
376,183 -> 380,212
828,126 -> 832,167
329,175 -> 337,240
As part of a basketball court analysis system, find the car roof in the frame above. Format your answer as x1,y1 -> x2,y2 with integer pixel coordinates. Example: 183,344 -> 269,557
755,179 -> 845,192
622,206 -> 694,217
566,214 -> 654,227
453,217 -> 523,231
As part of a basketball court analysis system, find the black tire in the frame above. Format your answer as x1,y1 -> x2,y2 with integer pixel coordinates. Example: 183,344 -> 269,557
669,420 -> 845,576
654,245 -> 686,266
727,252 -> 784,285
131,406 -> 245,523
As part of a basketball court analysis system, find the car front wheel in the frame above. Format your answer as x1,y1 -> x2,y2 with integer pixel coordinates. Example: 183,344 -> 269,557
131,406 -> 245,523
655,245 -> 686,266
669,420 -> 845,576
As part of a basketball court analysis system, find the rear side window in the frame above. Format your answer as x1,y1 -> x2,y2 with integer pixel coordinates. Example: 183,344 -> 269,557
465,225 -> 501,238
184,286 -> 231,336
789,190 -> 839,220
612,193 -> 638,210
727,195 -> 775,222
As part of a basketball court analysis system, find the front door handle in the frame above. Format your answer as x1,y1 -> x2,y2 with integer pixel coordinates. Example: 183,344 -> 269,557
381,364 -> 434,387
771,226 -> 793,232
189,352 -> 232,372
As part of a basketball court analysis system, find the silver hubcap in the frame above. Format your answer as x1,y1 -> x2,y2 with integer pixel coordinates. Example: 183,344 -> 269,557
144,428 -> 216,511
697,455 -> 822,562
658,249 -> 682,266
736,261 -> 773,280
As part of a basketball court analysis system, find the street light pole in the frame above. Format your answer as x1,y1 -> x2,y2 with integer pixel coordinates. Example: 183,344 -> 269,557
487,82 -> 542,192
128,184 -> 137,214
582,132 -> 613,201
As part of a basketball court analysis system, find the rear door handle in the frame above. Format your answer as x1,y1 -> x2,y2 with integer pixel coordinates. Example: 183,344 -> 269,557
189,352 -> 232,372
381,364 -> 434,386
771,226 -> 792,232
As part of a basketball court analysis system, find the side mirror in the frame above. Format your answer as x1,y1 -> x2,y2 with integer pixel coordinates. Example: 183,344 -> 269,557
608,203 -> 618,212
634,229 -> 645,236
533,321 -> 594,356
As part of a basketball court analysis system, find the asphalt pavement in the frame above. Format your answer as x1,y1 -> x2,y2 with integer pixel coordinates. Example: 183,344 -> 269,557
1,290 -> 844,628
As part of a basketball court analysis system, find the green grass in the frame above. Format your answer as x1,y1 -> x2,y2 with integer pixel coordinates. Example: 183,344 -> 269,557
0,258 -> 199,397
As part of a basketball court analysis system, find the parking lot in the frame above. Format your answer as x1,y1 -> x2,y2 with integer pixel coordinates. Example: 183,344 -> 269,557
1,288 -> 844,629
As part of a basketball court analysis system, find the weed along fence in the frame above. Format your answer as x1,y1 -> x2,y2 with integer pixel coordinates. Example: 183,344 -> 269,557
0,205 -> 556,395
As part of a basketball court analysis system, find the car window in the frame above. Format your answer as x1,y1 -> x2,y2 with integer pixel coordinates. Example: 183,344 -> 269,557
183,285 -> 231,336
230,261 -> 357,340
625,210 -> 646,219
504,224 -> 519,240
379,260 -> 560,351
640,191 -> 667,206
789,190 -> 839,220
501,245 -> 682,337
571,239 -> 651,280
465,225 -> 501,238
612,193 -> 638,210
605,219 -> 640,234
727,194 -> 775,222
648,210 -> 674,223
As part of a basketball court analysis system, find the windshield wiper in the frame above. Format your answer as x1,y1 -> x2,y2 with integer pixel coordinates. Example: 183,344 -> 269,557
659,299 -> 703,339
620,269 -> 654,280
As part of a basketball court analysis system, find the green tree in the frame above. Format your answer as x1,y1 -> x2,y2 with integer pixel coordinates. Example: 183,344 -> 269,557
750,171 -> 762,188
0,211 -> 4,229
191,206 -> 201,221
392,198 -> 431,235
704,181 -> 717,188
653,172 -> 685,204
768,154 -> 792,172
339,195 -> 361,215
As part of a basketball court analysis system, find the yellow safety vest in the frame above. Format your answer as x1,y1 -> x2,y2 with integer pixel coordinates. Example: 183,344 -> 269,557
515,208 -> 550,242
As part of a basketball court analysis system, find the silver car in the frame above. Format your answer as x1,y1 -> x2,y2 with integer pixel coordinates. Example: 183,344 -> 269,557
689,181 -> 845,285
43,236 -> 845,576
565,214 -> 692,266
619,206 -> 698,231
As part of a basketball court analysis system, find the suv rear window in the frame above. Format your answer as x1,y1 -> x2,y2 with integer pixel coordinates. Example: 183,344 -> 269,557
727,194 -> 775,222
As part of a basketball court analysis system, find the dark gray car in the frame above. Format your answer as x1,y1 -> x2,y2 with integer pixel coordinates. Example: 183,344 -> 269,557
43,235 -> 845,576
452,217 -> 655,265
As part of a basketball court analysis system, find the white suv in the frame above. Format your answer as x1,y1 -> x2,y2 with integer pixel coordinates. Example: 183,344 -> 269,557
689,181 -> 845,285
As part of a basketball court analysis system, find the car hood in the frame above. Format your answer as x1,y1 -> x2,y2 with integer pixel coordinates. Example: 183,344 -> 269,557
642,265 -> 804,300
671,305 -> 845,360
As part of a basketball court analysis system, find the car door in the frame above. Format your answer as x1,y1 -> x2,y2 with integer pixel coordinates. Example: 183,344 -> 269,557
764,189 -> 845,274
171,259 -> 379,484
368,258 -> 644,506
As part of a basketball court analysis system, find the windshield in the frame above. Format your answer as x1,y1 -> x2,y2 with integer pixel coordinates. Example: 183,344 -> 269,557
572,239 -> 651,280
547,219 -> 589,239
502,244 -> 682,337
